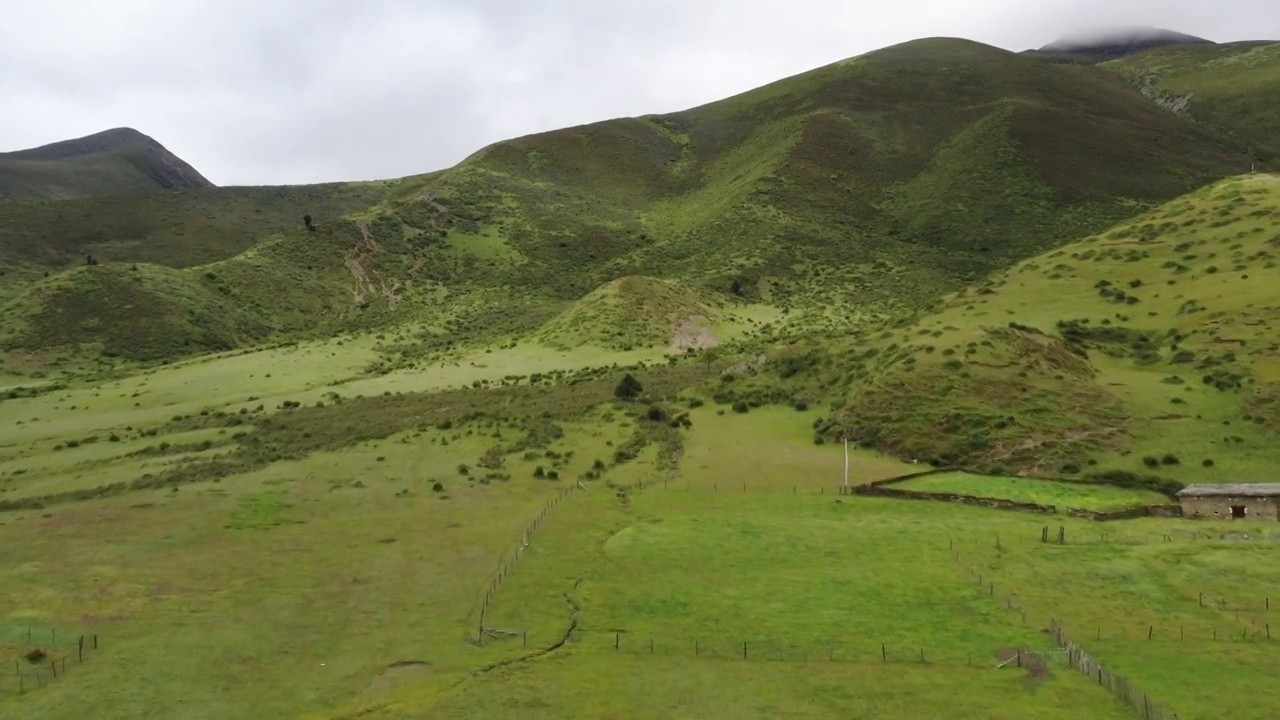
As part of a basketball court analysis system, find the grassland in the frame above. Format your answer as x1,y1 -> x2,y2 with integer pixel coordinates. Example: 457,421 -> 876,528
5,359 -> 1275,720
893,471 -> 1171,511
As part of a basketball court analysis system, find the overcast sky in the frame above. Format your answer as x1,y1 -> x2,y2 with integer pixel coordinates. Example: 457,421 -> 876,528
1,0 -> 1274,186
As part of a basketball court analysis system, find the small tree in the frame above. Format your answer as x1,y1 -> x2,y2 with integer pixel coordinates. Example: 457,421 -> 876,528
700,346 -> 723,377
614,373 -> 643,401
303,214 -> 315,231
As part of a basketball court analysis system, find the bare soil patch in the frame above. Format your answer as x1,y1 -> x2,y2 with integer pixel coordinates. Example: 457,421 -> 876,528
994,647 -> 1052,683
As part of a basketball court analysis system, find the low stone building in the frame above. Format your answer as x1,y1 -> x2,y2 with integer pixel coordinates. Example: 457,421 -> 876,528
1176,484 -> 1280,520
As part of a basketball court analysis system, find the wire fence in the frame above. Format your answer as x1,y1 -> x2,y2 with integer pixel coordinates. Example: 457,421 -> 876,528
950,540 -> 1276,643
0,626 -> 101,696
477,625 -> 1069,670
1050,623 -> 1181,720
949,542 -> 1192,720
474,484 -> 582,643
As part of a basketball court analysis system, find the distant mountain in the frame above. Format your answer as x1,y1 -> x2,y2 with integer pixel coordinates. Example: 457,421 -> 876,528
1035,27 -> 1213,61
0,127 -> 213,200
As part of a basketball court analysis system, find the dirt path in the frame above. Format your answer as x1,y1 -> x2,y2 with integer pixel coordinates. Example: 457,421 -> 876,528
668,316 -> 719,353
345,222 -> 402,308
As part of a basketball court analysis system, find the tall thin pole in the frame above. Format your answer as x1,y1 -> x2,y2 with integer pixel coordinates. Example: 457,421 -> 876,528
842,436 -> 849,489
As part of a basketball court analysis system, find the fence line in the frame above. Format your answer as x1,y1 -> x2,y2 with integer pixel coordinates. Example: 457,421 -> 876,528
949,540 -> 1191,720
476,626 -> 1066,669
1049,623 -> 1181,720
474,484 -> 581,644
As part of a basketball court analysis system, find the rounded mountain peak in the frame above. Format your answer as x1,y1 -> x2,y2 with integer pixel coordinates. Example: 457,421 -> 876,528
1039,26 -> 1213,58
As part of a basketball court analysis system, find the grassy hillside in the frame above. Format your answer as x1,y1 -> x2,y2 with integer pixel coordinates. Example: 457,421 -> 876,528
1105,41 -> 1280,162
0,128 -> 213,201
3,38 -> 1260,366
784,173 -> 1280,479
532,276 -> 728,352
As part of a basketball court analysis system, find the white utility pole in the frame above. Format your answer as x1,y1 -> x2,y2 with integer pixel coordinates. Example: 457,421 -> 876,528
842,435 -> 850,490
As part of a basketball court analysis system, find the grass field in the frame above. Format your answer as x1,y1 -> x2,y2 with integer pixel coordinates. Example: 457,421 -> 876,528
894,472 -> 1171,511
2,326 -> 1275,720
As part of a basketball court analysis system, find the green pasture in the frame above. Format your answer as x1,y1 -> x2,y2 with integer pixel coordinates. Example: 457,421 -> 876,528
894,472 -> 1170,510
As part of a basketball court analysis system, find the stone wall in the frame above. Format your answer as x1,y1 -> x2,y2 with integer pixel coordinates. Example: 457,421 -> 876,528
854,483 -> 1058,514
1179,495 -> 1280,521
1065,505 -> 1183,521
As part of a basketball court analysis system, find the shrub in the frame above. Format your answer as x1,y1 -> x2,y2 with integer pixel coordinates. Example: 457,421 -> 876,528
457,464 -> 470,476
533,466 -> 546,478
793,400 -> 810,411
432,481 -> 444,492
614,373 -> 644,401
646,405 -> 668,422
1202,459 -> 1215,468
1161,453 -> 1180,466
1142,456 -> 1160,468
1083,470 -> 1184,497
732,401 -> 750,414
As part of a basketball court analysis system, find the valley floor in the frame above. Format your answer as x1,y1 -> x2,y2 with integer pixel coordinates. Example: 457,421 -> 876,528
1,338 -> 1277,720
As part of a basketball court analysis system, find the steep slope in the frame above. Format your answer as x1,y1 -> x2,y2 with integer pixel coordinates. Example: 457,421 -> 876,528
800,173 -> 1280,481
430,39 -> 1249,310
0,216 -> 401,362
0,128 -> 213,200
1104,41 -> 1280,162
0,180 -> 402,305
0,38 -> 1260,364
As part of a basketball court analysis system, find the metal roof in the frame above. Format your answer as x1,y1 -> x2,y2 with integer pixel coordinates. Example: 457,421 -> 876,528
1177,484 -> 1280,498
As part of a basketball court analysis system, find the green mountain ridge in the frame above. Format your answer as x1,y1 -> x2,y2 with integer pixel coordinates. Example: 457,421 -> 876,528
0,127 -> 213,201
0,36 -> 1273,367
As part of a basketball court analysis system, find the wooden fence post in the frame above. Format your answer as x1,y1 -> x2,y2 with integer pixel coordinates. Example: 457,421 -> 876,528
881,643 -> 887,662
